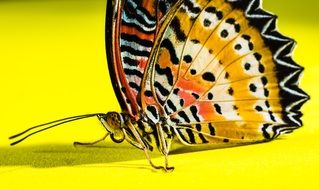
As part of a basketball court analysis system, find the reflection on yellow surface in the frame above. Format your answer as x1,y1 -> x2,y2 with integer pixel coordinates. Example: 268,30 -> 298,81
0,0 -> 318,189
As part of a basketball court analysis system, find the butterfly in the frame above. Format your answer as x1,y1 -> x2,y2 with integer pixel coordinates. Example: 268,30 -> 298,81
10,0 -> 309,171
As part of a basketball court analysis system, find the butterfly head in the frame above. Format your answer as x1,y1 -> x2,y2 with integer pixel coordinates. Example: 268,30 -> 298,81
98,112 -> 125,143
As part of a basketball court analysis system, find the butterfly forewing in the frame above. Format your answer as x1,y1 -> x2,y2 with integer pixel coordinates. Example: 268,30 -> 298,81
110,0 -> 178,118
141,0 -> 308,145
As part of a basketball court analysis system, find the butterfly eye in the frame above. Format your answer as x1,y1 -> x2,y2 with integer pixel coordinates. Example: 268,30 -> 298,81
105,112 -> 125,131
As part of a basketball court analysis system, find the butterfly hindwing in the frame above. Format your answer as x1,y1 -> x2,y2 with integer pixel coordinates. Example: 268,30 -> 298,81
141,0 -> 308,145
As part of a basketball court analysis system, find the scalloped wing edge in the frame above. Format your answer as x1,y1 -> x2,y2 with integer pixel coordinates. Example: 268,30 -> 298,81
228,0 -> 309,127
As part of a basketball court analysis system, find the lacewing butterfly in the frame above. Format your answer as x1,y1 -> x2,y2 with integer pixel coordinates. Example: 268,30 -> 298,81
10,0 -> 309,171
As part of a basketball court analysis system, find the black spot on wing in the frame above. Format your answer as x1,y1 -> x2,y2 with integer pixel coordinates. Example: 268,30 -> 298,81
223,138 -> 230,143
205,6 -> 216,13
234,24 -> 241,33
154,81 -> 170,96
191,39 -> 200,44
190,106 -> 200,122
204,19 -> 212,27
208,123 -> 215,135
147,106 -> 158,120
225,72 -> 230,79
184,0 -> 201,14
216,11 -> 223,20
195,124 -> 201,131
225,18 -> 240,33
264,88 -> 269,97
244,62 -> 251,70
249,83 -> 257,92
261,77 -> 268,85
228,87 -> 234,95
249,42 -> 254,50
192,93 -> 200,99
255,106 -> 263,112
205,6 -> 223,20
160,38 -> 180,65
155,64 -> 174,86
235,44 -> 242,50
171,117 -> 180,124
254,52 -> 262,61
202,72 -> 215,82
226,18 -> 236,24
167,99 -> 177,112
185,128 -> 196,143
178,111 -> 190,123
265,100 -> 270,108
183,55 -> 193,63
180,99 -> 185,107
207,92 -> 213,100
221,29 -> 229,38
173,88 -> 180,95
144,90 -> 153,97
242,34 -> 251,41
198,133 -> 209,143
170,17 -> 187,41
259,63 -> 265,73
214,104 -> 222,114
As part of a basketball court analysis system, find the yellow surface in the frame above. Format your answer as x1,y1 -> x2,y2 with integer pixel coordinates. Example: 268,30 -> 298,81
0,0 -> 318,189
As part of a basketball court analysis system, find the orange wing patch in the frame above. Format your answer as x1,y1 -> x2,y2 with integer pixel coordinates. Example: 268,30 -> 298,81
141,0 -> 308,145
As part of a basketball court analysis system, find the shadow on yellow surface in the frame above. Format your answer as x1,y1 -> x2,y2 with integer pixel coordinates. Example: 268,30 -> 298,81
0,143 -> 148,168
0,141 -> 256,168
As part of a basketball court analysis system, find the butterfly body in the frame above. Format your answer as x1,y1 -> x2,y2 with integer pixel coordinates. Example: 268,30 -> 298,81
10,0 -> 309,171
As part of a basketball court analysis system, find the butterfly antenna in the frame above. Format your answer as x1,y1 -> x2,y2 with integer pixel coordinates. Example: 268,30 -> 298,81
9,113 -> 105,146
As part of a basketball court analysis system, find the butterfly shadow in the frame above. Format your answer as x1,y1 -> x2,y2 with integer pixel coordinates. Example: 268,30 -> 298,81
0,141 -> 163,170
0,138 -> 283,170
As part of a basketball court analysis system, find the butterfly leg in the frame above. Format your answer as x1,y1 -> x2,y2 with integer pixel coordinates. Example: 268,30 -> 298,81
73,133 -> 109,146
156,124 -> 174,171
73,115 -> 112,146
125,120 -> 167,171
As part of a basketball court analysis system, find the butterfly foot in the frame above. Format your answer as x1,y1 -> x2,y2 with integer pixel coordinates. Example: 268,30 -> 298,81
148,161 -> 174,172
164,166 -> 175,172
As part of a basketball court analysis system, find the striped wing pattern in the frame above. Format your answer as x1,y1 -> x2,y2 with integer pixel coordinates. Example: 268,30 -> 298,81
109,0 -> 178,118
141,0 -> 308,145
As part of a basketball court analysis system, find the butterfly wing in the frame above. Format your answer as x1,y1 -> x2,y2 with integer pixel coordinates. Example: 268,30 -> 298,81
141,0 -> 309,145
106,0 -> 178,119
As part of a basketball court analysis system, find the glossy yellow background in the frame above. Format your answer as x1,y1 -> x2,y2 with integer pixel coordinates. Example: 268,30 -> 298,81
0,0 -> 318,189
